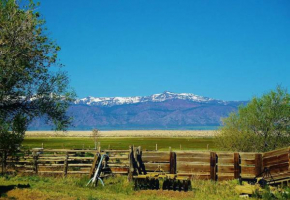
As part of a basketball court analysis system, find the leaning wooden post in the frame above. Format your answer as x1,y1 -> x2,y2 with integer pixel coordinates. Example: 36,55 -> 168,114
128,146 -> 134,182
210,152 -> 217,181
234,153 -> 241,179
63,152 -> 69,177
169,151 -> 176,174
255,153 -> 262,177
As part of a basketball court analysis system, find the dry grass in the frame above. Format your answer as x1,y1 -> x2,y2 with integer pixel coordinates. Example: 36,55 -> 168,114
25,130 -> 217,138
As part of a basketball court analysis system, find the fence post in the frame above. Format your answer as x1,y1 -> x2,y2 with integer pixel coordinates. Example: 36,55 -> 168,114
63,152 -> 69,177
128,146 -> 134,182
169,151 -> 176,174
210,152 -> 217,181
1,150 -> 4,175
255,153 -> 262,176
234,153 -> 241,179
33,152 -> 38,174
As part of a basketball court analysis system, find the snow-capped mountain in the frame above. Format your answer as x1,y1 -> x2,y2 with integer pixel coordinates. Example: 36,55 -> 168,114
74,91 -> 226,107
30,92 -> 247,130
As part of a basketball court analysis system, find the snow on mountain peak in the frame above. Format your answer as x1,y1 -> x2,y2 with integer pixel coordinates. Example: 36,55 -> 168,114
74,91 -> 223,106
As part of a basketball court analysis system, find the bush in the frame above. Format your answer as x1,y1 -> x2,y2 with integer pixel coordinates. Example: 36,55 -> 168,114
216,86 -> 290,152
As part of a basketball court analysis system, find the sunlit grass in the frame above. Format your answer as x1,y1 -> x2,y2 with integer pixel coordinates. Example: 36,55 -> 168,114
22,137 -> 216,151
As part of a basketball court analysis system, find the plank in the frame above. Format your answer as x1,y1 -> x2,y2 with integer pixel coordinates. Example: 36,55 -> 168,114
68,157 -> 94,160
177,163 -> 210,173
177,173 -> 211,180
110,167 -> 129,174
38,171 -> 64,174
263,148 -> 289,158
216,153 -> 234,158
217,158 -> 234,165
239,153 -> 256,159
142,152 -> 170,157
217,173 -> 235,181
175,152 -> 210,157
67,171 -> 90,174
217,165 -> 235,173
144,163 -> 170,172
177,157 -> 210,163
263,153 -> 289,167
241,166 -> 256,175
68,164 -> 92,167
241,159 -> 256,166
142,156 -> 170,163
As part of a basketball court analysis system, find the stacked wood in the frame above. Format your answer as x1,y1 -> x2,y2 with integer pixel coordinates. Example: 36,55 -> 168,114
141,151 -> 171,173
240,153 -> 260,179
176,151 -> 211,180
262,147 -> 290,182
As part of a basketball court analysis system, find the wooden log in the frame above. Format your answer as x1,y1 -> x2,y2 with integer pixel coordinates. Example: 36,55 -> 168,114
170,151 -> 176,174
210,152 -> 217,181
234,153 -> 241,179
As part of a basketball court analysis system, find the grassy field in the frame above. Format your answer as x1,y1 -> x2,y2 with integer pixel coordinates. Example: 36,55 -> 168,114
0,175 -> 242,200
1,175 -> 289,200
22,137 -> 216,151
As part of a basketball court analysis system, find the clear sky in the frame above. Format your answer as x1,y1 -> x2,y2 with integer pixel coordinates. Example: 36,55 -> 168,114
38,0 -> 290,101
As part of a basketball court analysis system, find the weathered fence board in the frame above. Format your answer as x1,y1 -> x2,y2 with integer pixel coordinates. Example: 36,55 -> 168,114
2,146 -> 290,183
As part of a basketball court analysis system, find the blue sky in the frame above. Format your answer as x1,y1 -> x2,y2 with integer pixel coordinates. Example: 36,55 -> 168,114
38,0 -> 290,100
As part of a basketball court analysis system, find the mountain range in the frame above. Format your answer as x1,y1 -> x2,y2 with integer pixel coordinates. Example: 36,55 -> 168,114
29,91 -> 247,130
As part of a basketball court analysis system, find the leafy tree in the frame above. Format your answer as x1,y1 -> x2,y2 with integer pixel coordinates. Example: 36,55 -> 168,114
0,0 -> 75,157
216,86 -> 290,152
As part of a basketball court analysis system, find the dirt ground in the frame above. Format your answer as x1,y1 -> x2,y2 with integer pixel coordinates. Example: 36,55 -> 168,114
25,130 -> 217,138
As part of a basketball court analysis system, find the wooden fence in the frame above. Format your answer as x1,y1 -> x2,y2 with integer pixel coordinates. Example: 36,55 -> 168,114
1,146 -> 289,183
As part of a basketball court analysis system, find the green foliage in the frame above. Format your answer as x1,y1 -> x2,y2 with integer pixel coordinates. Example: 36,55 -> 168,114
0,0 -> 75,152
216,86 -> 290,152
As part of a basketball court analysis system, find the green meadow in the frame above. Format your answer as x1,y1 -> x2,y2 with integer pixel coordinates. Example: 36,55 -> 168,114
22,137 -> 216,151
